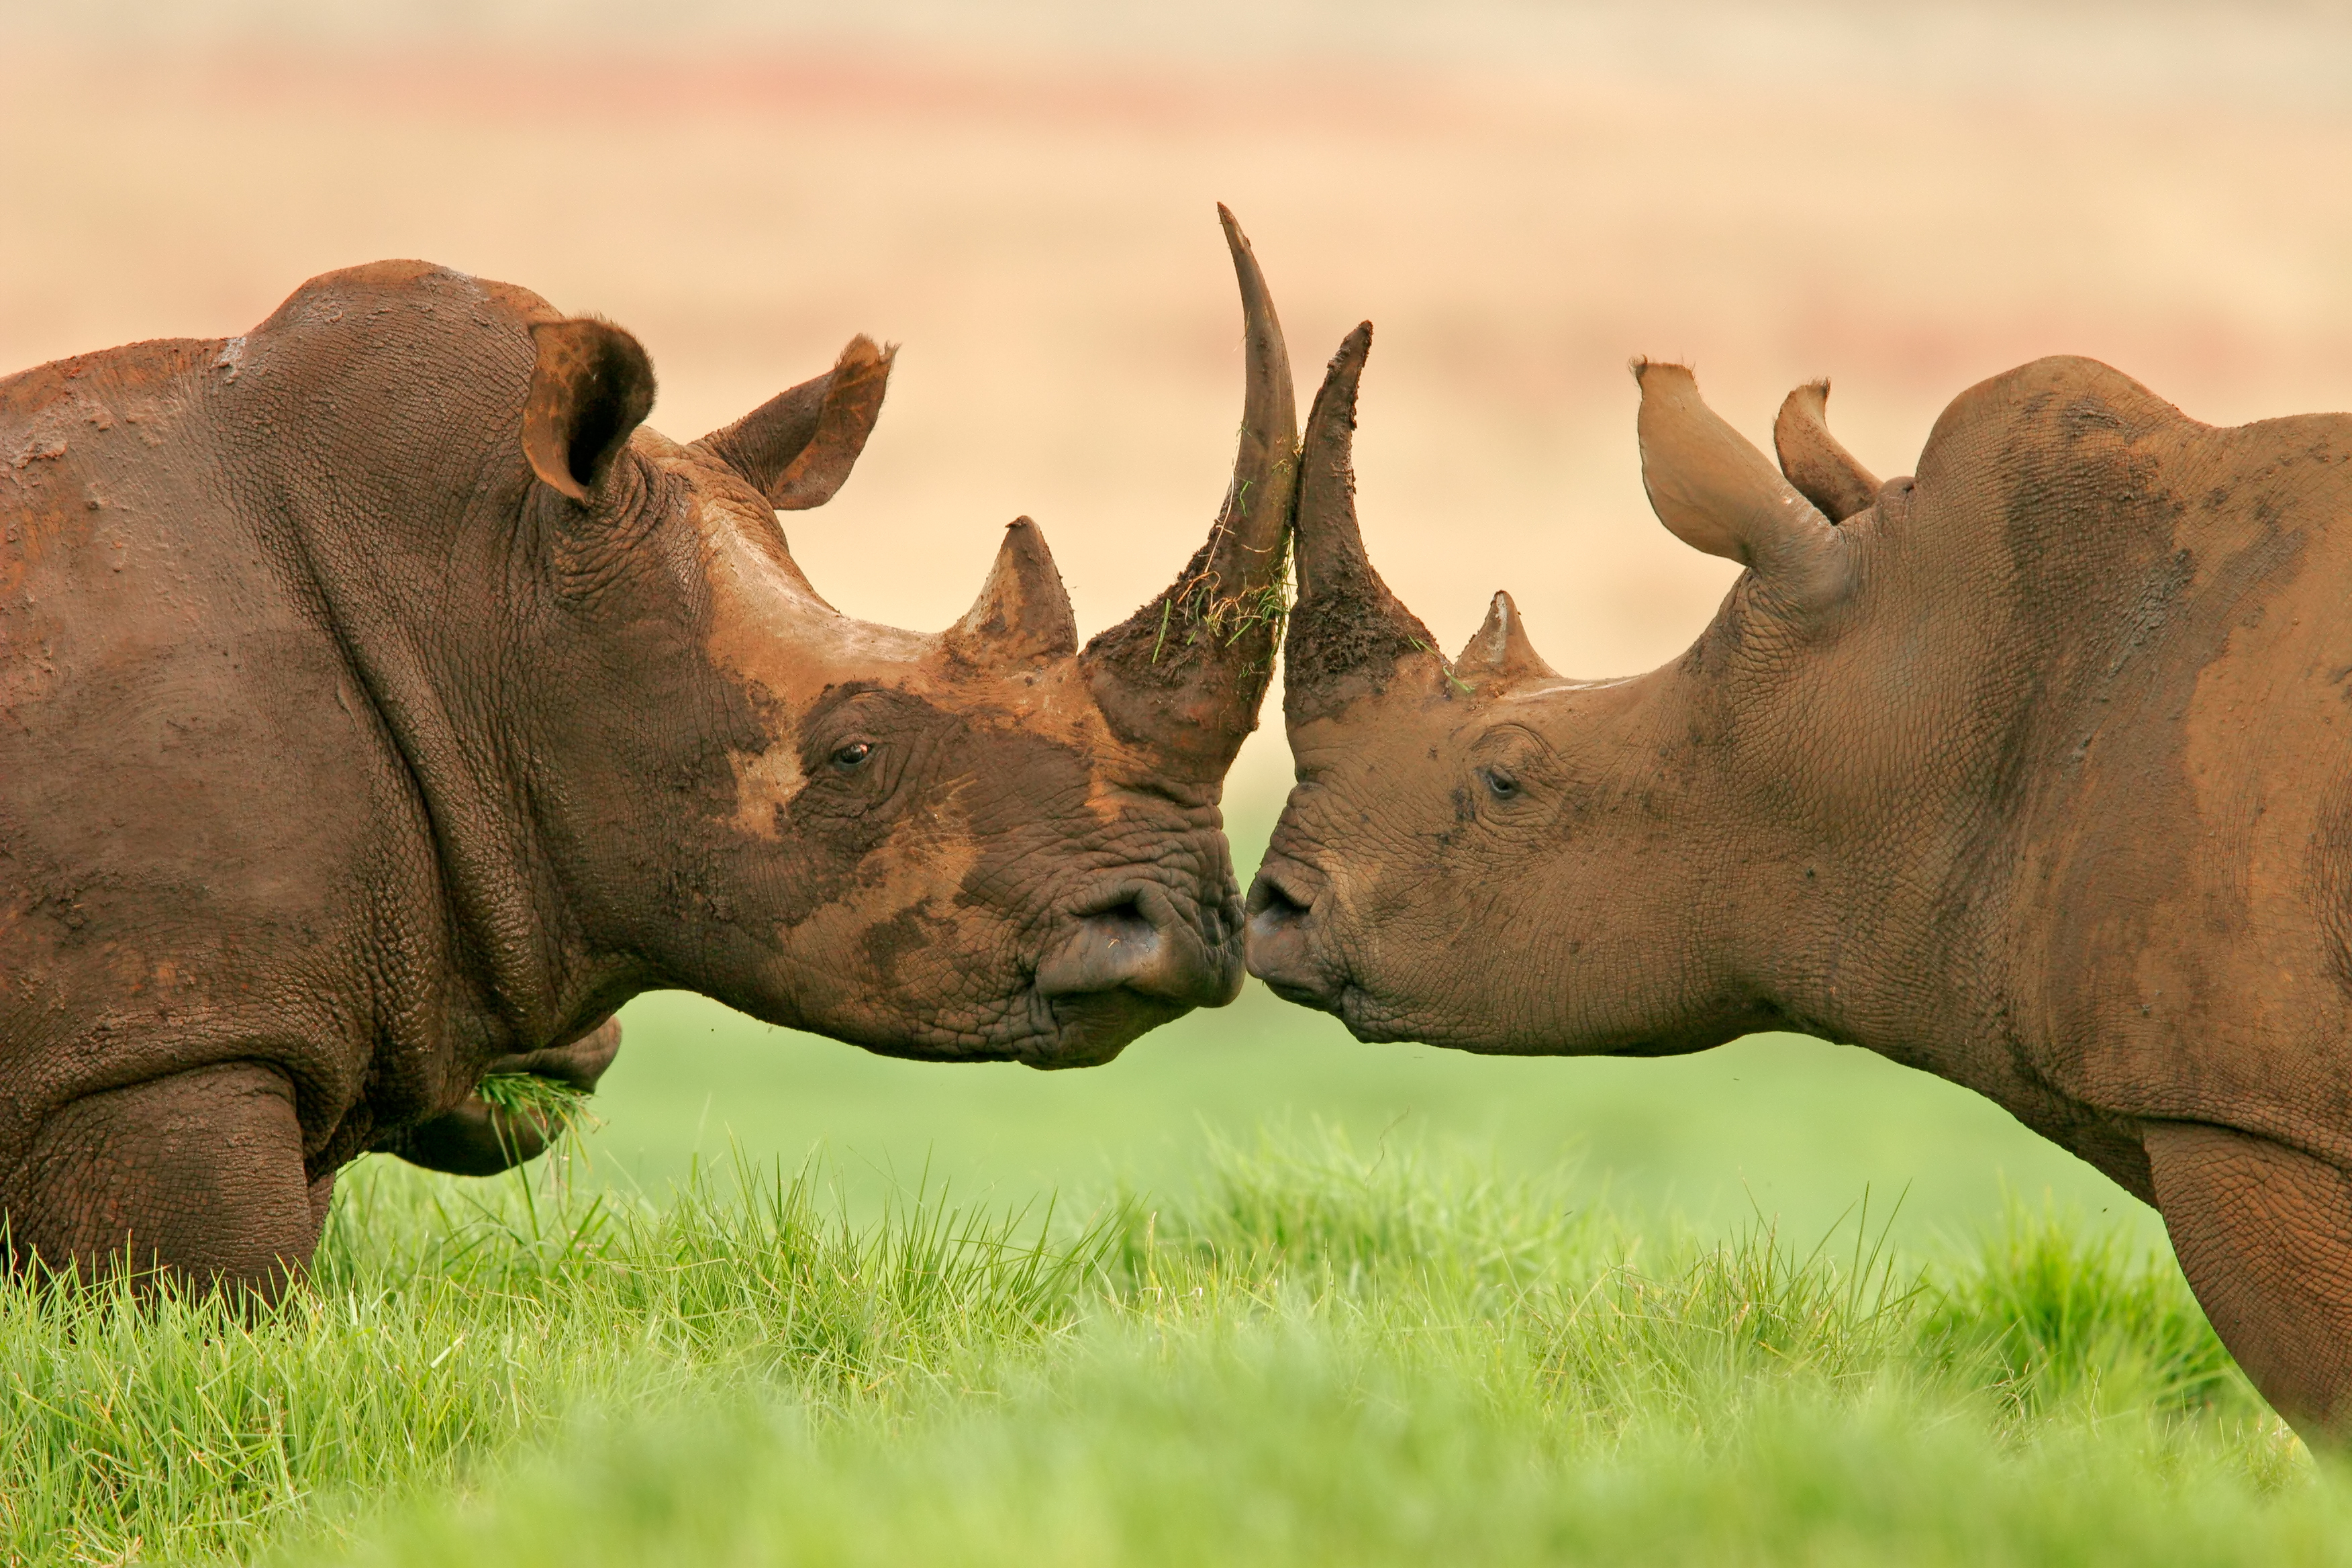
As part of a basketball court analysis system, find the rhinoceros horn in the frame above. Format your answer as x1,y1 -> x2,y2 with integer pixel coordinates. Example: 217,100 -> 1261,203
1773,378 -> 1881,524
1079,205 -> 1301,774
1451,590 -> 1557,689
1633,360 -> 1853,608
943,516 -> 1079,663
1280,322 -> 1444,726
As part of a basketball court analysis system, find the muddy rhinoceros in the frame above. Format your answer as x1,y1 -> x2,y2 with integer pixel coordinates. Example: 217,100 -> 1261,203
1247,323 -> 2352,1435
0,208 -> 1299,1296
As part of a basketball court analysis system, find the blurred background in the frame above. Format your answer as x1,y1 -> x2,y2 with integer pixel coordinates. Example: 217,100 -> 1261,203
11,0 -> 2352,1249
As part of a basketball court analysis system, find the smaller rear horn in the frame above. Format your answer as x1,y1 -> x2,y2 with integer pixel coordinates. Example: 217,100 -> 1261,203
944,518 -> 1078,664
1451,591 -> 1557,690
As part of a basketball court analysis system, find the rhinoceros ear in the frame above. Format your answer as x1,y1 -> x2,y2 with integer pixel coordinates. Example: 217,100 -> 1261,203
1773,379 -> 1881,523
1632,359 -> 1852,607
523,319 -> 657,503
696,336 -> 895,511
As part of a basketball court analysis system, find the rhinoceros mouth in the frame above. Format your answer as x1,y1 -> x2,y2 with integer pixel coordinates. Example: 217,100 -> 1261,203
946,879 -> 1244,1069
1020,988 -> 1195,1070
1034,881 -> 1242,1009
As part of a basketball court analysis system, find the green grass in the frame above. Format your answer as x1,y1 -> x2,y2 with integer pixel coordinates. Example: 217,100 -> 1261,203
586,990 -> 2166,1255
1,1132 -> 2339,1567
470,1071 -> 596,1134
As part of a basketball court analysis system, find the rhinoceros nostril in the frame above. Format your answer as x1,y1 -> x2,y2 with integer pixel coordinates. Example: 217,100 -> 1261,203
1246,870 -> 1312,929
1035,886 -> 1235,1007
1244,867 -> 1343,1010
1081,897 -> 1155,949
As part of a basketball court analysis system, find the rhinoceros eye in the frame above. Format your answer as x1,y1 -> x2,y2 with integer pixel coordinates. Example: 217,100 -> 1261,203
831,741 -> 875,771
1480,767 -> 1520,801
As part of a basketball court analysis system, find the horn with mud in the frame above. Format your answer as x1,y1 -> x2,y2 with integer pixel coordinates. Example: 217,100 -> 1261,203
1077,207 -> 1302,775
1278,324 -> 1452,726
941,516 -> 1079,665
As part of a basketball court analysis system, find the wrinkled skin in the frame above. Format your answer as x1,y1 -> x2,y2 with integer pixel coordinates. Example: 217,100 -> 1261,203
1252,329 -> 2352,1439
1,211 -> 1297,1296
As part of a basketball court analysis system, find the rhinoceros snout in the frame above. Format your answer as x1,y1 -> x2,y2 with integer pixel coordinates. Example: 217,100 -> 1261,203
1243,863 -> 1343,1011
1034,881 -> 1240,1010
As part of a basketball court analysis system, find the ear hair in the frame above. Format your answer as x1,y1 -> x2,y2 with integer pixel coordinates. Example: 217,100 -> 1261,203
522,319 -> 656,502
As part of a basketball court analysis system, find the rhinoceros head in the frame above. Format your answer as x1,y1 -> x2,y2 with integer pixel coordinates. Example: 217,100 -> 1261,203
475,210 -> 1296,1067
1248,326 -> 1879,1052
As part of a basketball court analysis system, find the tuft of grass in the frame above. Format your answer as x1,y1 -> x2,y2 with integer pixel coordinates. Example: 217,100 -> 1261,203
1146,508 -> 1294,675
472,1072 -> 597,1140
1115,1124 -> 1597,1291
1920,1195 -> 2257,1423
0,1154 -> 1104,1565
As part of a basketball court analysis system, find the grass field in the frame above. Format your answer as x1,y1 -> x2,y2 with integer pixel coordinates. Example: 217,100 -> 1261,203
2,1133 -> 2333,1567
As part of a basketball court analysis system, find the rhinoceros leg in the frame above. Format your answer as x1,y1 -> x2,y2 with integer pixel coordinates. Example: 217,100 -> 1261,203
17,1060 -> 322,1300
2146,1120 -> 2352,1438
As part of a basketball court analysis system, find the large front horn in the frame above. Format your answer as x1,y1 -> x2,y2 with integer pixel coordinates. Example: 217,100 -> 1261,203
1281,324 -> 1442,728
1080,206 -> 1299,775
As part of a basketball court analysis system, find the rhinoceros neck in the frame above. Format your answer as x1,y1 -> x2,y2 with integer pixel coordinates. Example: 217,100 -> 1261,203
1732,364 -> 2352,1118
308,554 -> 613,1048
230,270 -> 629,1055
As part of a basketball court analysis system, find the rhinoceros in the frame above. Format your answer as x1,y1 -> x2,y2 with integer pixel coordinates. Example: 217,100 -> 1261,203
0,208 -> 1299,1296
1247,323 -> 2352,1434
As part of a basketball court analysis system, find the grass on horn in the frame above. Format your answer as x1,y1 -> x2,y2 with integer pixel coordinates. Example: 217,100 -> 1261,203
0,1128 -> 2343,1566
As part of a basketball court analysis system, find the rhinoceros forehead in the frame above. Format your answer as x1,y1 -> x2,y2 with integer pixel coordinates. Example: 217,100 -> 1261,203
657,449 -> 1163,812
692,485 -> 922,675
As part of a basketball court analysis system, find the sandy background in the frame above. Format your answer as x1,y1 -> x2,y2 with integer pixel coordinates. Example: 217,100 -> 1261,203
11,3 -> 2352,812
10,3 -> 2352,1231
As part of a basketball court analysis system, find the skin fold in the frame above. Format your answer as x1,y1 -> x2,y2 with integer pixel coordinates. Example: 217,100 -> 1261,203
1250,325 -> 2352,1440
0,209 -> 1300,1297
